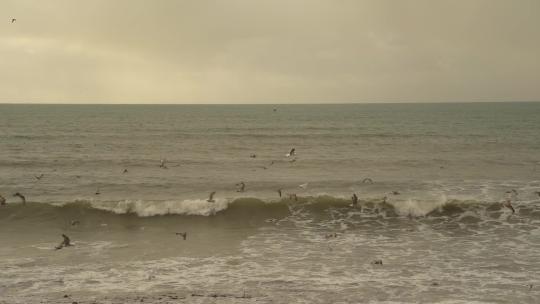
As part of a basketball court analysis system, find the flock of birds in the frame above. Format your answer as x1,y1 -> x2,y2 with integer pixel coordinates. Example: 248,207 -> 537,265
1,138 -> 537,250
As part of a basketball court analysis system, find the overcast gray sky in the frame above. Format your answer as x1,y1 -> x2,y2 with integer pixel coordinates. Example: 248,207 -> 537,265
1,0 -> 539,103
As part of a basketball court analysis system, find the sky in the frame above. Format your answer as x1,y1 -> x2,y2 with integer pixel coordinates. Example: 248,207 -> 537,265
1,0 -> 539,104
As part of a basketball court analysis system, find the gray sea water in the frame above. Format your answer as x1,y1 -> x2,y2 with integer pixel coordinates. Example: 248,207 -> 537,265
1,103 -> 540,303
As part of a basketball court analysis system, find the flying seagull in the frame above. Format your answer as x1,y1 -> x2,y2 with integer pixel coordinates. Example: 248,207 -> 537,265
207,191 -> 216,203
13,192 -> 26,204
159,159 -> 168,169
35,174 -> 44,180
286,148 -> 296,157
505,189 -> 518,196
176,232 -> 187,240
362,178 -> 373,184
299,183 -> 308,189
351,193 -> 358,207
236,182 -> 246,192
277,189 -> 282,198
11,18 -> 16,23
503,199 -> 515,214
55,234 -> 72,250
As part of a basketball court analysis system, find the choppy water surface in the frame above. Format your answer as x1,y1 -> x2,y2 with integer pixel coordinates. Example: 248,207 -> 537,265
1,103 -> 540,303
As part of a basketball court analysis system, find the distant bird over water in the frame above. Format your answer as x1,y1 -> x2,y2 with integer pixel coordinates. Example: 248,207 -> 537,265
503,199 -> 515,214
160,159 -> 168,169
299,183 -> 308,189
55,234 -> 72,250
351,193 -> 358,207
11,18 -> 16,23
35,174 -> 44,180
277,189 -> 282,198
207,191 -> 216,203
236,182 -> 246,192
13,192 -> 26,204
286,148 -> 296,157
176,232 -> 187,240
362,178 -> 373,184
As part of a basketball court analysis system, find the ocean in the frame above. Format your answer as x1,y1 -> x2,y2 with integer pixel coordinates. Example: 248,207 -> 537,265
1,103 -> 539,303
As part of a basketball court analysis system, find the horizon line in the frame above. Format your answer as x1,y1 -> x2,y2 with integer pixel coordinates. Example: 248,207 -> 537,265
0,100 -> 539,105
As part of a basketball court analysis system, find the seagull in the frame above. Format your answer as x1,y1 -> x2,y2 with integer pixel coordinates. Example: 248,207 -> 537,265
159,158 -> 168,169
207,191 -> 216,203
351,193 -> 358,207
175,232 -> 187,240
325,233 -> 338,239
236,182 -> 245,192
249,154 -> 257,158
35,174 -> 44,180
362,178 -> 373,184
95,188 -> 100,195
13,192 -> 26,204
11,18 -> 16,23
502,199 -> 515,214
0,194 -> 6,205
70,220 -> 80,226
277,189 -> 282,198
391,191 -> 400,195
299,183 -> 308,189
286,148 -> 296,157
506,189 -> 518,196
55,234 -> 72,250
123,169 -> 128,174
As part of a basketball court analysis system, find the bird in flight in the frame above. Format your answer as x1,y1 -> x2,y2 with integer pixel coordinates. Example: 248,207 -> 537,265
35,174 -> 44,180
159,159 -> 168,169
207,191 -> 216,203
13,192 -> 26,204
236,182 -> 246,192
11,18 -> 16,23
362,178 -> 374,184
502,199 -> 515,214
286,148 -> 296,157
176,232 -> 187,240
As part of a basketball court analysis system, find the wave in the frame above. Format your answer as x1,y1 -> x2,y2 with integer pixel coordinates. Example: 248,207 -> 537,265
1,195 -> 537,223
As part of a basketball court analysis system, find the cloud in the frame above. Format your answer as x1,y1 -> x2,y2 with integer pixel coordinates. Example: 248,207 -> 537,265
1,0 -> 539,103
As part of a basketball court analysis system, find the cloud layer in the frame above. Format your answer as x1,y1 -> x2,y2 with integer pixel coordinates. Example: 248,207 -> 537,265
1,0 -> 539,103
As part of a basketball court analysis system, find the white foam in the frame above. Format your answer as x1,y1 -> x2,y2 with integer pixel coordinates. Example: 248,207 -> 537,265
389,194 -> 448,217
89,198 -> 229,217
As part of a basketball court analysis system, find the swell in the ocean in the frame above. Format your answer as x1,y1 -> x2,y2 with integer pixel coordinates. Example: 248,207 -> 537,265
1,195 -> 537,223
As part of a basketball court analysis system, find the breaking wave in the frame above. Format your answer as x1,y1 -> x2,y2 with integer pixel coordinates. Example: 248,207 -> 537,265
1,195 -> 538,222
